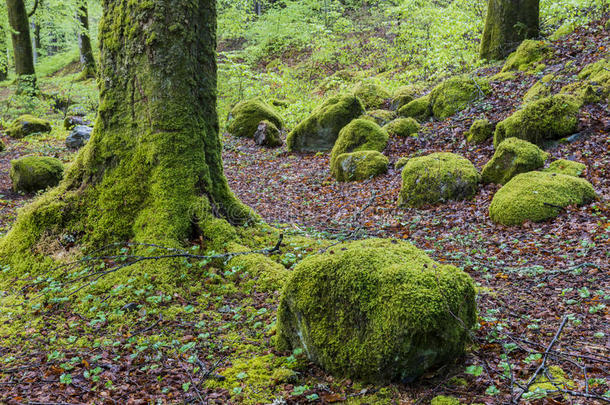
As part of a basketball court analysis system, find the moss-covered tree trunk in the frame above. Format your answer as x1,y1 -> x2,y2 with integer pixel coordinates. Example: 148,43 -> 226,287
5,0 -> 37,92
480,0 -> 540,60
77,0 -> 96,79
0,0 -> 254,271
0,24 -> 8,81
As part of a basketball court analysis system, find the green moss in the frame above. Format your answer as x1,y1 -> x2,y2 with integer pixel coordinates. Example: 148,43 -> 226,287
482,138 -> 548,185
523,80 -> 552,104
287,94 -> 365,152
466,119 -> 493,144
529,365 -> 576,394
254,120 -> 282,148
5,115 -> 52,139
226,98 -> 284,139
489,171 -> 597,226
493,95 -> 580,147
10,156 -> 64,193
331,150 -> 389,182
431,395 -> 461,405
352,81 -> 391,110
395,156 -> 409,170
383,117 -> 420,138
398,94 -> 431,121
0,139 -> 5,152
549,22 -> 575,40
428,76 -> 490,119
227,251 -> 289,292
501,40 -> 553,72
559,81 -> 601,105
330,118 -> 388,169
363,109 -> 395,126
276,238 -> 477,382
491,71 -> 517,82
390,85 -> 419,110
544,159 -> 586,177
316,69 -> 361,93
398,152 -> 480,208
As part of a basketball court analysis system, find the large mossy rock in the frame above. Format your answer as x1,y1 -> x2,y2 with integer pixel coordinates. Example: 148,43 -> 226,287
493,95 -> 580,147
489,171 -> 597,226
466,118 -> 493,144
398,152 -> 480,207
276,238 -> 477,382
226,98 -> 283,139
482,138 -> 549,185
331,150 -> 388,182
383,117 -> 420,138
5,115 -> 52,139
352,82 -> 391,110
10,156 -> 64,193
330,119 -> 388,168
287,95 -> 365,152
522,77 -> 553,104
428,76 -> 490,119
501,40 -> 552,72
398,95 -> 432,121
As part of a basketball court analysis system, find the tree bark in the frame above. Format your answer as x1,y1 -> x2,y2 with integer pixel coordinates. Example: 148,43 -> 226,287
0,24 -> 8,81
480,0 -> 540,60
5,0 -> 37,92
0,0 -> 254,271
77,0 -> 96,79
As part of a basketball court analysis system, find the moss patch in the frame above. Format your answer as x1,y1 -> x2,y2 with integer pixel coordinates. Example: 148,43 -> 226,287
10,155 -> 65,193
276,238 -> 477,382
529,365 -> 576,397
489,171 -> 597,226
364,109 -> 395,126
383,117 -> 420,138
482,138 -> 548,185
431,395 -> 461,405
429,76 -> 490,119
226,98 -> 284,139
286,94 -> 365,152
560,81 -> 603,105
398,94 -> 432,121
501,40 -> 552,72
390,85 -> 419,110
523,79 -> 552,104
331,150 -> 389,182
5,115 -> 52,139
398,152 -> 480,207
466,119 -> 493,144
493,94 -> 580,147
330,118 -> 388,169
352,81 -> 391,110
544,159 -> 586,177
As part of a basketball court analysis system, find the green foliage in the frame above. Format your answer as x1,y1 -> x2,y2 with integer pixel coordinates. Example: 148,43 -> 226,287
331,150 -> 388,182
482,138 -> 549,185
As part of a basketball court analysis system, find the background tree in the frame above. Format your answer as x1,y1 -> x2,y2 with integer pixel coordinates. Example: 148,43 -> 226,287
1,0 -> 254,270
5,0 -> 37,92
76,0 -> 95,78
0,23 -> 7,81
480,0 -> 540,60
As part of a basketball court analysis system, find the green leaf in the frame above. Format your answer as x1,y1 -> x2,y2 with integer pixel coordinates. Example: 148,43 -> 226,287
485,385 -> 500,395
59,373 -> 72,385
465,365 -> 483,376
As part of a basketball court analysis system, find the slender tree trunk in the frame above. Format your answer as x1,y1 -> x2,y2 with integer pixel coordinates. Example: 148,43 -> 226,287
5,0 -> 36,93
480,0 -> 540,60
31,22 -> 37,64
1,0 -> 254,271
0,24 -> 8,81
77,0 -> 96,79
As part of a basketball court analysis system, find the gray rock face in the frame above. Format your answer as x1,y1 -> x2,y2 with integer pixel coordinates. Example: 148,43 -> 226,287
254,120 -> 282,148
66,125 -> 93,149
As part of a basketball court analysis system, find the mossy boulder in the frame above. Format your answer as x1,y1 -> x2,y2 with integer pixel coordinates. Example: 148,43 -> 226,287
428,76 -> 490,119
383,118 -> 420,138
398,152 -> 480,207
10,156 -> 64,193
395,156 -> 409,170
549,22 -> 575,41
390,85 -> 419,110
493,95 -> 580,147
276,238 -> 477,382
489,171 -> 597,226
398,95 -> 432,121
501,40 -> 553,72
482,138 -> 549,185
330,119 -> 388,169
253,120 -> 282,148
226,98 -> 283,139
544,159 -> 586,177
331,150 -> 389,182
559,81 -> 601,105
465,119 -> 493,144
364,109 -> 395,126
5,115 -> 52,139
352,81 -> 391,110
287,95 -> 365,152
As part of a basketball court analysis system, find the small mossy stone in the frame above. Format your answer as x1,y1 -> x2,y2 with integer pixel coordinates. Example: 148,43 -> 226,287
330,118 -> 388,169
352,81 -> 391,110
276,238 -> 477,382
398,95 -> 431,121
253,120 -> 282,148
544,159 -> 586,177
5,115 -> 52,139
364,109 -> 395,126
493,95 -> 580,148
331,150 -> 388,182
429,76 -> 490,119
10,156 -> 64,193
482,138 -> 549,185
0,139 -> 5,152
398,152 -> 480,207
287,94 -> 365,152
430,396 -> 461,405
560,81 -> 602,105
466,119 -> 493,144
390,85 -> 419,110
226,98 -> 283,139
383,117 -> 420,138
501,40 -> 553,72
491,71 -> 517,82
549,22 -> 575,40
489,171 -> 597,226
523,80 -> 552,104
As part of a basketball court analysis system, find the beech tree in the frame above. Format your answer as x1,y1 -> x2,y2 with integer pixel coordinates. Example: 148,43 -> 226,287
0,24 -> 7,81
0,0 -> 254,270
5,0 -> 37,91
76,0 -> 95,78
480,0 -> 540,60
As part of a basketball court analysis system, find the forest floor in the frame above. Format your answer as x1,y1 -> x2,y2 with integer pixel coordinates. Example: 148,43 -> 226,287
0,17 -> 608,405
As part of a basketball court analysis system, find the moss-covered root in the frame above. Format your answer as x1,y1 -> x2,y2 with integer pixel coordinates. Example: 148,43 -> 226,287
226,98 -> 284,139
501,40 -> 552,72
276,238 -> 477,382
331,150 -> 389,182
489,171 -> 597,226
465,119 -> 493,144
428,76 -> 491,119
330,119 -> 388,169
383,117 -> 420,138
493,94 -> 580,147
482,137 -> 548,185
398,152 -> 480,208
